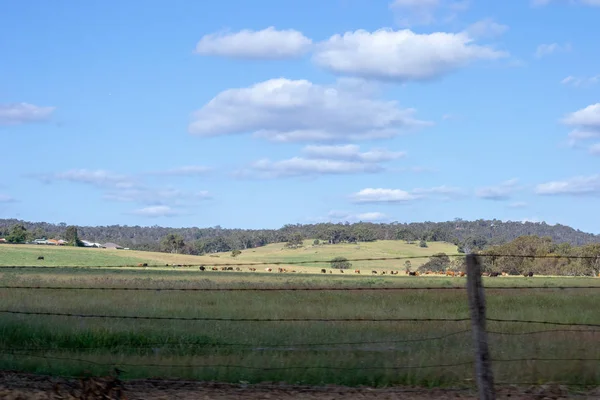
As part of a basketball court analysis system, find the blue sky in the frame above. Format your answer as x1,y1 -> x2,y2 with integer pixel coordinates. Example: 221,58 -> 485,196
1,0 -> 600,233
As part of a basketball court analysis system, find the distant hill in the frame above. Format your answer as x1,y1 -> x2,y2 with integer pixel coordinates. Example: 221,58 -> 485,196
1,218 -> 598,255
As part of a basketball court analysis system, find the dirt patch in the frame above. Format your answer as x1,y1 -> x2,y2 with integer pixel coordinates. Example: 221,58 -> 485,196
0,371 -> 598,399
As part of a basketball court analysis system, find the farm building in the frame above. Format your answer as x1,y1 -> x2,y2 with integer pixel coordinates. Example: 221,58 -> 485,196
103,242 -> 124,250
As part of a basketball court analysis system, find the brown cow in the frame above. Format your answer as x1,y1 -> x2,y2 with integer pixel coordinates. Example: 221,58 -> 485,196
354,269 -> 361,274
321,269 -> 326,273
408,271 -> 417,276
249,267 -> 256,272
265,268 -> 272,272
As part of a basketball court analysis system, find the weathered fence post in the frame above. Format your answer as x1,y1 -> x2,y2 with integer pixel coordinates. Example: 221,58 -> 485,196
466,254 -> 496,400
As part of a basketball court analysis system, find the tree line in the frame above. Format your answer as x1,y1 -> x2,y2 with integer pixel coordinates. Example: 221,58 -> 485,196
1,218 -> 599,256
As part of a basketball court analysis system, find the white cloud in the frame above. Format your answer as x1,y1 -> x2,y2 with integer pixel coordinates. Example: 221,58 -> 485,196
561,75 -> 600,87
36,169 -> 134,189
465,18 -> 509,39
508,201 -> 528,208
312,28 -> 507,82
412,185 -> 465,199
301,144 -> 406,163
351,188 -> 422,203
148,166 -> 212,176
475,178 -> 520,200
189,78 -> 431,142
534,43 -> 571,58
236,157 -> 383,179
562,103 -> 600,129
104,188 -> 211,205
535,174 -> 600,196
0,103 -> 55,126
195,27 -> 312,59
0,194 -> 16,203
389,0 -> 469,27
130,205 -> 179,218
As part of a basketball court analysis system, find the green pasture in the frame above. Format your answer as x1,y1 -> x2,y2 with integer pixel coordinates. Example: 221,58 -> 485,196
0,268 -> 598,387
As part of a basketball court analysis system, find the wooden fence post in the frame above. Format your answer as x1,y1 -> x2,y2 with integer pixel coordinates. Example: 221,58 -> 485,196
466,254 -> 496,400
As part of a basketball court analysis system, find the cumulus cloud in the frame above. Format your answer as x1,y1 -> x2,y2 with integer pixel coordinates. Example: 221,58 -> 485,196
465,18 -> 509,39
189,78 -> 431,142
562,103 -> 600,129
0,103 -> 55,126
534,43 -> 571,58
147,166 -> 212,176
475,178 -> 520,200
535,175 -> 600,196
412,185 -> 465,199
389,0 -> 469,27
301,144 -> 406,163
561,75 -> 599,87
590,143 -> 600,155
195,27 -> 312,59
312,28 -> 507,82
104,187 -> 211,205
130,205 -> 180,218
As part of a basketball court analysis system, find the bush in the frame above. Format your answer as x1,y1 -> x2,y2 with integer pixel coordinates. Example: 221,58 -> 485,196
313,239 -> 320,246
231,250 -> 242,257
419,240 -> 428,248
330,256 -> 352,270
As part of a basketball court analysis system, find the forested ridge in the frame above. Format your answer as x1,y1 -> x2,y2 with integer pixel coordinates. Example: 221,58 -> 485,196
1,218 -> 598,255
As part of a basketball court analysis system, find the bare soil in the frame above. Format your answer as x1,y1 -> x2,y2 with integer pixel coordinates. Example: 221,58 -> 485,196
0,372 -> 598,400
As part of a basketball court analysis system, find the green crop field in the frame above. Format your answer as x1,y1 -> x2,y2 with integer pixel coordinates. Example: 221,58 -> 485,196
0,265 -> 598,388
0,240 -> 459,271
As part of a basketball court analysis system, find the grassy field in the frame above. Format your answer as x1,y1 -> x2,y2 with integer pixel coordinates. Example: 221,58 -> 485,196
0,266 -> 598,387
0,240 -> 459,271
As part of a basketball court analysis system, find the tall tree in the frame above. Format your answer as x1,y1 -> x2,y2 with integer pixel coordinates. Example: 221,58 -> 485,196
6,224 -> 28,243
161,233 -> 185,254
65,225 -> 83,246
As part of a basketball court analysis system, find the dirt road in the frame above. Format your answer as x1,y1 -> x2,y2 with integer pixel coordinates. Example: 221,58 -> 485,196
0,372 -> 598,399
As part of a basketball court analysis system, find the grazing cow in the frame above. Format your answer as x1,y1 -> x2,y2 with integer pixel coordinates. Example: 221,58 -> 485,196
249,267 -> 256,272
408,271 -> 417,276
199,266 -> 206,271
235,267 -> 241,271
446,270 -> 455,277
340,269 -> 344,273
265,268 -> 272,272
525,272 -> 534,277
354,269 -> 360,274
212,267 -> 218,271
490,272 -> 500,277
459,271 -> 466,277
37,256 -> 44,260
321,269 -> 326,273
372,270 -> 378,275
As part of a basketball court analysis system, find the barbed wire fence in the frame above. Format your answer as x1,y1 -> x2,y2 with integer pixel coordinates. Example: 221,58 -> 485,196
0,254 -> 599,398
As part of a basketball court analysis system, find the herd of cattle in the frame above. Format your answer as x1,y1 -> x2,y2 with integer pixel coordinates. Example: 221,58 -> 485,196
191,264 -> 535,277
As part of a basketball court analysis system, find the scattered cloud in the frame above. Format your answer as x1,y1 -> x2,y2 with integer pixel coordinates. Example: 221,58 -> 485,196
391,166 -> 438,173
235,157 -> 383,179
566,129 -> 600,147
34,169 -> 135,189
508,201 -> 528,208
322,210 -> 390,223
312,28 -> 508,82
147,166 -> 212,176
561,75 -> 600,87
189,78 -> 431,142
475,178 -> 520,200
195,27 -> 312,59
351,188 -> 421,203
0,194 -> 16,203
534,43 -> 571,58
104,187 -> 211,206
388,0 -> 469,27
301,145 -> 406,163
535,174 -> 600,196
0,103 -> 55,126
412,185 -> 466,200
130,205 -> 180,218
465,18 -> 509,39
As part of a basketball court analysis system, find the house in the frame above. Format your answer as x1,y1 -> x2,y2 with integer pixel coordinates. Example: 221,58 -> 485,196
103,242 -> 124,250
